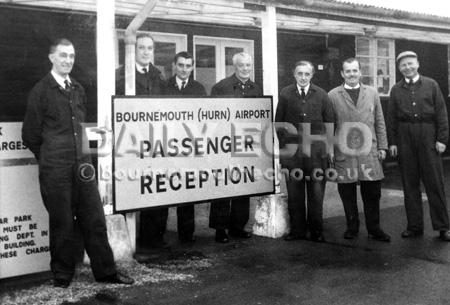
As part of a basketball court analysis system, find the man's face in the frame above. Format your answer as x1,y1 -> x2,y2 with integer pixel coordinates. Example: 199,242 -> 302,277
234,56 -> 253,81
293,64 -> 313,88
136,37 -> 154,66
175,57 -> 193,81
398,57 -> 419,80
49,44 -> 75,77
341,61 -> 361,87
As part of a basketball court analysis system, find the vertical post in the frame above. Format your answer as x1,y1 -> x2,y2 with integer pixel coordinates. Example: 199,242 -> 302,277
96,0 -> 115,211
261,5 -> 279,109
123,37 -> 137,253
261,5 -> 280,192
252,5 -> 289,239
96,0 -> 136,248
122,0 -> 158,252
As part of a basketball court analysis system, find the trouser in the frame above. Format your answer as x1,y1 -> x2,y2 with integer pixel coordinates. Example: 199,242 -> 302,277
286,177 -> 326,236
209,197 -> 250,231
397,122 -> 449,231
177,205 -> 195,238
39,165 -> 116,281
337,180 -> 382,234
140,208 -> 169,243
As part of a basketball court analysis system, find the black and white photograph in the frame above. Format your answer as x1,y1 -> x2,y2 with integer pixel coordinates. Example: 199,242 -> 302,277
1,0 -> 450,304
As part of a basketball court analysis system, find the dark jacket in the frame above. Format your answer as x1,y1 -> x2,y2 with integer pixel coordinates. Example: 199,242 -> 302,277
387,75 -> 449,145
164,76 -> 207,96
116,64 -> 165,95
275,83 -> 335,171
22,73 -> 88,167
210,73 -> 262,97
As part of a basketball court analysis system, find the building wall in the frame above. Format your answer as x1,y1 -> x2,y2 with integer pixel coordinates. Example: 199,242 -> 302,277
0,5 -> 97,122
277,30 -> 355,92
395,40 -> 448,97
0,4 -> 262,122
1,4 -> 449,156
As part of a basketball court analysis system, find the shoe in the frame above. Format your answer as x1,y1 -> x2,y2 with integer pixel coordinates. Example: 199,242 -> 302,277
284,233 -> 306,241
54,278 -> 71,288
179,235 -> 196,244
439,230 -> 450,241
343,230 -> 358,240
215,229 -> 229,243
97,272 -> 134,285
310,234 -> 326,243
229,229 -> 252,239
401,230 -> 423,238
369,230 -> 391,242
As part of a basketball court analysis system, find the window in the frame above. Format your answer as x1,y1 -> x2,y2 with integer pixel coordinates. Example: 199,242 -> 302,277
115,30 -> 187,79
193,36 -> 254,94
356,37 -> 395,95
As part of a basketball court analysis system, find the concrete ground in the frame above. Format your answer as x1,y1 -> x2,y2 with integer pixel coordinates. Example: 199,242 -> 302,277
1,160 -> 450,305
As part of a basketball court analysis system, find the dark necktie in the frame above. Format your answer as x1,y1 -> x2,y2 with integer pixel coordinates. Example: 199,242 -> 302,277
181,81 -> 186,90
300,88 -> 306,100
64,80 -> 71,91
407,81 -> 414,90
142,67 -> 147,74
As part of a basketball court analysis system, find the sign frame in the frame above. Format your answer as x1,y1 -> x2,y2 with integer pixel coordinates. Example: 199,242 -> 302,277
111,96 -> 275,214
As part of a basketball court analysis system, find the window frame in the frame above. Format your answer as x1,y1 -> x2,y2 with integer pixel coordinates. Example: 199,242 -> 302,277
355,36 -> 396,96
193,35 -> 254,92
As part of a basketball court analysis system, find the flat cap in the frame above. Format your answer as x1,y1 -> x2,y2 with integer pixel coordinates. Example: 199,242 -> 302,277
396,51 -> 417,63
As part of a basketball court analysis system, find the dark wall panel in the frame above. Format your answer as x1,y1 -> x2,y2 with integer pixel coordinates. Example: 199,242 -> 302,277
0,5 -> 97,122
395,40 -> 448,96
277,31 -> 355,92
0,5 -> 263,122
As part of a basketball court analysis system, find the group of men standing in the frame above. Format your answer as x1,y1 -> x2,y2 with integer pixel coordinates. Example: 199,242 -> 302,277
22,33 -> 448,288
116,33 -> 259,247
276,51 -> 449,244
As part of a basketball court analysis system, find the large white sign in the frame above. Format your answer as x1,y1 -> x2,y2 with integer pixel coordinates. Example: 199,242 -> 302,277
112,97 -> 275,212
0,122 -> 50,279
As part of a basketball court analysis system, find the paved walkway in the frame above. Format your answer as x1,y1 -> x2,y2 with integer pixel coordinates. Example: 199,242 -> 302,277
2,160 -> 450,305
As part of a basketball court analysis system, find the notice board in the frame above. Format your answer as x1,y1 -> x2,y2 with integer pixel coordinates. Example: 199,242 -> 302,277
111,97 -> 275,212
0,122 -> 50,279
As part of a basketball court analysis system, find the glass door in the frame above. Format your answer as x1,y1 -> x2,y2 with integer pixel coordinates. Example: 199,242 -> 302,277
194,36 -> 254,94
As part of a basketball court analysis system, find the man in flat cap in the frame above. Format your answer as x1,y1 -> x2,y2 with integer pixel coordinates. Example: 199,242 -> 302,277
387,51 -> 450,241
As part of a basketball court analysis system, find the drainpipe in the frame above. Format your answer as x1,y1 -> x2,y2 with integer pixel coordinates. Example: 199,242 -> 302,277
122,0 -> 158,252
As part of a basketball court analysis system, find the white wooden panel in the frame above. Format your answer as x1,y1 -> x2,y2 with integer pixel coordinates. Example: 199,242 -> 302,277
277,13 -> 450,44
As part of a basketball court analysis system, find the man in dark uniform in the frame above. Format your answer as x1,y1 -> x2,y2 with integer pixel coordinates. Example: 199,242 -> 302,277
275,60 -> 334,242
22,38 -> 133,288
165,51 -> 206,243
209,52 -> 263,243
116,33 -> 164,96
116,33 -> 167,248
387,51 -> 450,241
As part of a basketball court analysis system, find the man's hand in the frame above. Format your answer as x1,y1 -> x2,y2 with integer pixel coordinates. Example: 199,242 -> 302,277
436,141 -> 447,154
389,145 -> 397,157
378,150 -> 386,160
